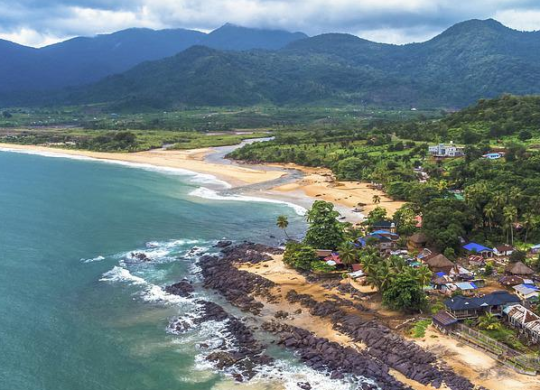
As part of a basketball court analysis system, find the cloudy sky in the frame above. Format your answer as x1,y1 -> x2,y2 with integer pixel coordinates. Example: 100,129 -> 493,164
1,0 -> 540,47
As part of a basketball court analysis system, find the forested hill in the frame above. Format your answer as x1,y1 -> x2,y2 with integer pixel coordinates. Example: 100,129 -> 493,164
0,24 -> 307,93
27,18 -> 540,110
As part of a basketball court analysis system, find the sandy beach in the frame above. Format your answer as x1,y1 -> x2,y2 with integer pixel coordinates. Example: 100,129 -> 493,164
0,143 -> 405,221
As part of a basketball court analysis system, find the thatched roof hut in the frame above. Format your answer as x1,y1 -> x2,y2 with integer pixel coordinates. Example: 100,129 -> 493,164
505,261 -> 534,276
425,254 -> 454,274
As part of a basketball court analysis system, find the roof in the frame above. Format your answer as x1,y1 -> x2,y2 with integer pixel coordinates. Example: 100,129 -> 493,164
409,232 -> 428,244
505,261 -> 535,276
505,305 -> 540,334
316,249 -> 333,257
373,221 -> 393,228
495,244 -> 514,252
432,311 -> 458,326
513,284 -> 539,296
455,282 -> 477,291
445,291 -> 520,311
499,275 -> 524,286
351,264 -> 363,272
426,254 -> 454,270
463,242 -> 493,253
372,230 -> 399,238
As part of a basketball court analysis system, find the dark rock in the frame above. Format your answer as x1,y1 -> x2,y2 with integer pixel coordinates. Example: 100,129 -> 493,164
165,279 -> 195,297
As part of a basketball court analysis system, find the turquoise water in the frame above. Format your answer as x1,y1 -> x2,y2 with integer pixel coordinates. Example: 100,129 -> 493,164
0,151 -> 309,390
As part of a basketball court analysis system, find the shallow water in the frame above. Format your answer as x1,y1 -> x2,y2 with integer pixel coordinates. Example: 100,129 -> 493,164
0,150 -> 319,390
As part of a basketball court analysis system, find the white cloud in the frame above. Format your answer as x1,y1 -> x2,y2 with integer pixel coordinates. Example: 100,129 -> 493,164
0,0 -> 540,47
495,9 -> 540,31
0,28 -> 65,47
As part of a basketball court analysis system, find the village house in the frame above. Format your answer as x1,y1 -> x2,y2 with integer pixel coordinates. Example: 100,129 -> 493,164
499,275 -> 525,287
494,244 -> 514,257
371,221 -> 396,233
482,152 -> 504,160
505,261 -> 535,277
444,291 -> 520,320
504,304 -> 540,344
407,232 -> 428,251
513,283 -> 540,304
424,253 -> 454,274
359,231 -> 399,252
428,142 -> 465,158
463,242 -> 494,258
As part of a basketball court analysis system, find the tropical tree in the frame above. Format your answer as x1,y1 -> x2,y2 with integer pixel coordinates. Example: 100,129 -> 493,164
382,273 -> 427,313
415,266 -> 433,287
478,312 -> 501,331
276,215 -> 290,240
338,242 -> 358,266
503,205 -> 518,245
483,203 -> 497,232
304,201 -> 346,250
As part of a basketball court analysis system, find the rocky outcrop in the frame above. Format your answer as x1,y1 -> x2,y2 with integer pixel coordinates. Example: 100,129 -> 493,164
285,290 -> 475,390
199,243 -> 280,314
165,279 -> 195,297
263,322 -> 411,390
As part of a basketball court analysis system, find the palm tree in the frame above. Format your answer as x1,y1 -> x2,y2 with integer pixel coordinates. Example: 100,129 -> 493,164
372,195 -> 381,205
493,192 -> 508,210
276,215 -> 290,240
484,203 -> 497,231
478,312 -> 501,331
521,212 -> 536,243
503,205 -> 518,245
338,242 -> 358,266
416,266 -> 433,287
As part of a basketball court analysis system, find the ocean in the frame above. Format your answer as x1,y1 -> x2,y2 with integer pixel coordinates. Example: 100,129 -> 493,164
0,150 -> 359,390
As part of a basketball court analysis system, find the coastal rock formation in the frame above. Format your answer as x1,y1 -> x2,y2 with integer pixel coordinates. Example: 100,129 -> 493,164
199,243 -> 280,314
165,279 -> 195,297
285,290 -> 475,390
263,321 -> 411,390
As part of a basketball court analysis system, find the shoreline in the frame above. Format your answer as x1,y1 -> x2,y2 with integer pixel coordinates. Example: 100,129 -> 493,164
0,143 -> 404,223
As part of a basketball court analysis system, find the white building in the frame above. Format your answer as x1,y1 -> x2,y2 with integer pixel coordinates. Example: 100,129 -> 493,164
428,142 -> 465,157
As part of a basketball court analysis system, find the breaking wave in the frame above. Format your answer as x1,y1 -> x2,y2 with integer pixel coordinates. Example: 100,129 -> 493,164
189,187 -> 306,216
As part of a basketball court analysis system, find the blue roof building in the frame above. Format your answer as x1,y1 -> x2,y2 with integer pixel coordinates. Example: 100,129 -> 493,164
463,242 -> 494,258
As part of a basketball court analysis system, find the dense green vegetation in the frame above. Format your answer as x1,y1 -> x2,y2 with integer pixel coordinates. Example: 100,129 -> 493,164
0,24 -> 305,94
14,19 -> 540,109
235,95 -> 540,254
0,128 -> 269,152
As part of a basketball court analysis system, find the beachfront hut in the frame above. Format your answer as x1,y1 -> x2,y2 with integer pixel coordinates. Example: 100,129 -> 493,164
408,232 -> 428,251
425,254 -> 454,274
505,261 -> 535,276
432,311 -> 458,334
494,244 -> 514,257
463,242 -> 494,258
444,291 -> 520,320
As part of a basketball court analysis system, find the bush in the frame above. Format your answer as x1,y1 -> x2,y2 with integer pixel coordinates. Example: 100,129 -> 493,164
310,261 -> 336,273
283,242 -> 317,271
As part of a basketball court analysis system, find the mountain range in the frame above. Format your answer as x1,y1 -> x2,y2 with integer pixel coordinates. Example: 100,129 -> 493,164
1,19 -> 540,109
0,23 -> 307,93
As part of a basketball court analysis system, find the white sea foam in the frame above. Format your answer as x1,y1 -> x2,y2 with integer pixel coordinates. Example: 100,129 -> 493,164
189,187 -> 306,216
0,146 -> 231,189
80,255 -> 105,263
99,266 -> 192,305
